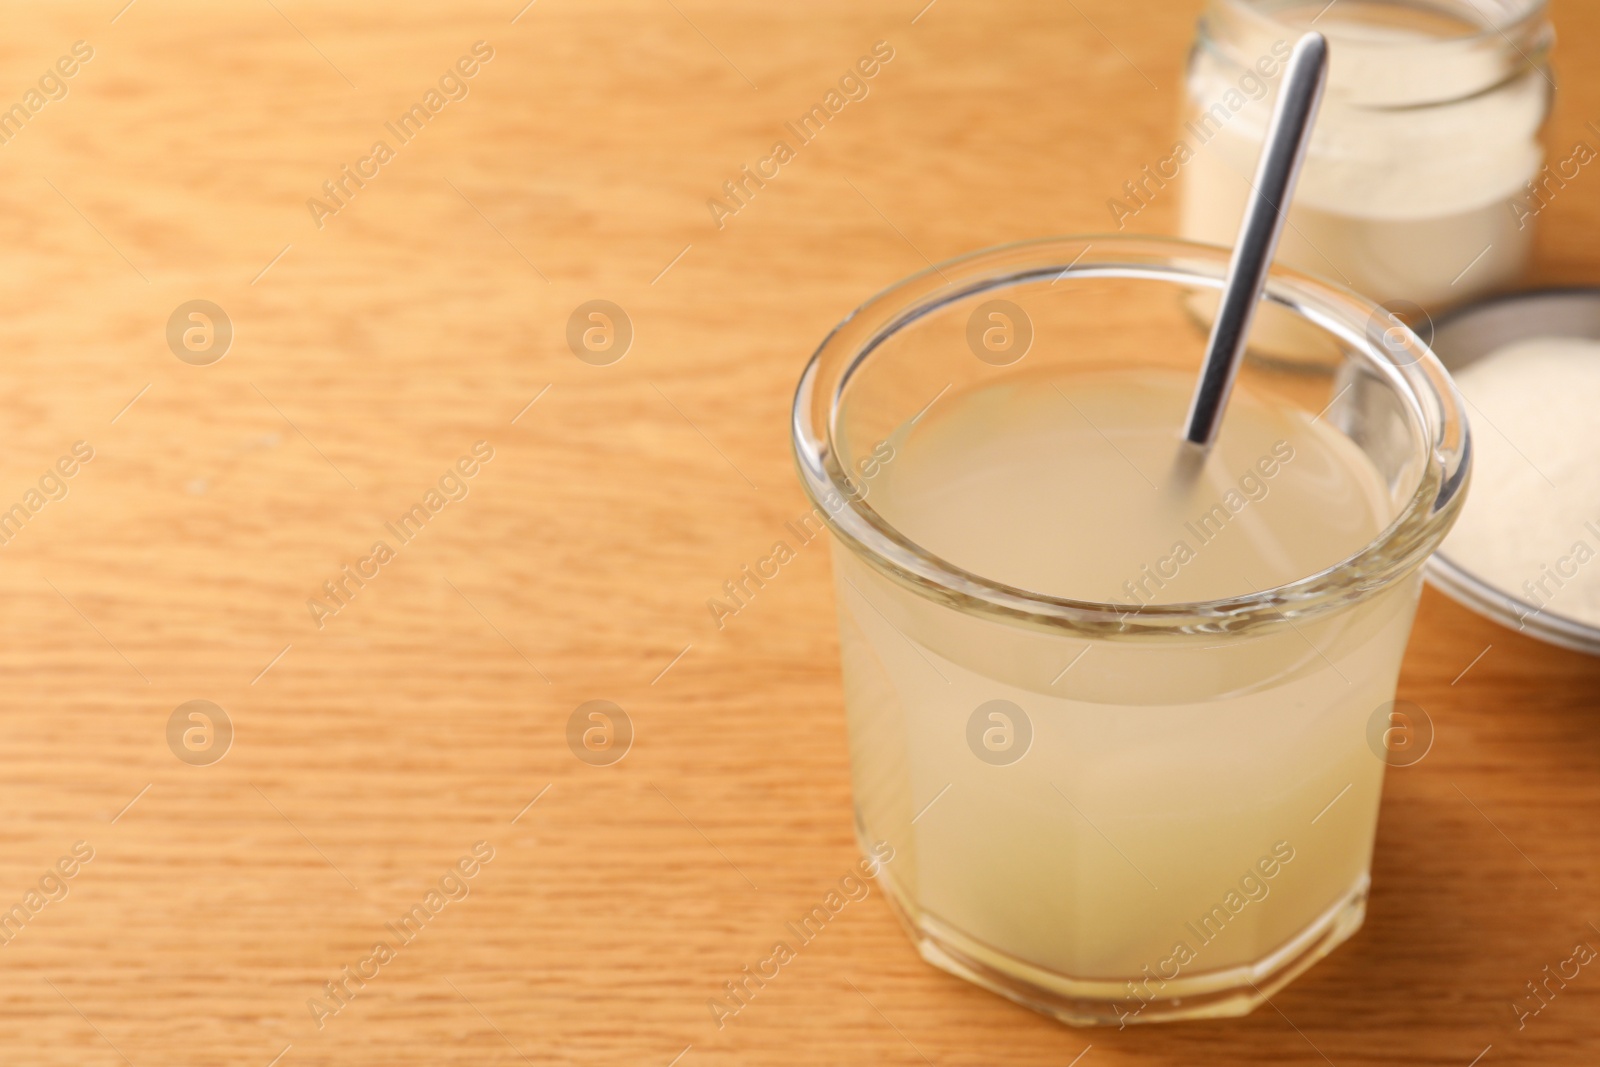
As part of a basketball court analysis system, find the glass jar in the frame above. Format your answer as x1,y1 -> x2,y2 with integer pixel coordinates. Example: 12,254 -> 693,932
1176,0 -> 1554,362
791,234 -> 1470,1026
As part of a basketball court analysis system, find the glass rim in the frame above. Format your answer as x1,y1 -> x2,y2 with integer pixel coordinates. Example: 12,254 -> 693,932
790,234 -> 1472,637
1206,0 -> 1549,48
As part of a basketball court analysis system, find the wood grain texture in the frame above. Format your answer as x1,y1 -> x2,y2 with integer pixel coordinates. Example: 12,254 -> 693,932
0,1 -> 1597,1064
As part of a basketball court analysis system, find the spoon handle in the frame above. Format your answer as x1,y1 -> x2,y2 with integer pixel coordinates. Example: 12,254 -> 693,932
1183,31 -> 1329,448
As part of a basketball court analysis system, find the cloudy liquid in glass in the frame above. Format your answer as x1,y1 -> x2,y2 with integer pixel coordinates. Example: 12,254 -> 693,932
836,367 -> 1417,992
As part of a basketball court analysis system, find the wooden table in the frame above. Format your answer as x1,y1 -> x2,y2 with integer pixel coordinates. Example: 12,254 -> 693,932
2,1 -> 1598,1063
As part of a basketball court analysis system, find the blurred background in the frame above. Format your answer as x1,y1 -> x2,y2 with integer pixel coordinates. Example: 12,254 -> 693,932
0,1 -> 1596,1064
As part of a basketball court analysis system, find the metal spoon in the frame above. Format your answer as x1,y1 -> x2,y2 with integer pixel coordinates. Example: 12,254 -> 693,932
1181,31 -> 1330,452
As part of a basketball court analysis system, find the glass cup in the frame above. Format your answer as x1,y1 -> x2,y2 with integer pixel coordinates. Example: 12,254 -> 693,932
1175,0 -> 1553,365
790,235 -> 1469,1026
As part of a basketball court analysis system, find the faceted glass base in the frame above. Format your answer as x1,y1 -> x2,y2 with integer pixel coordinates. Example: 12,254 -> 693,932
875,863 -> 1368,1027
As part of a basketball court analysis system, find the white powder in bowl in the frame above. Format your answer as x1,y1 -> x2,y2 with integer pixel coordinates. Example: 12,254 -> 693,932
1441,336 -> 1600,628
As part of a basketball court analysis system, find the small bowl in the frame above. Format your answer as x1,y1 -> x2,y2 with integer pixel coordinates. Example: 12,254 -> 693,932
1424,287 -> 1600,656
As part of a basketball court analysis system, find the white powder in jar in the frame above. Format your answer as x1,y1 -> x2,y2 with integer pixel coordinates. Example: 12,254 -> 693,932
1441,336 -> 1600,628
1178,11 -> 1550,361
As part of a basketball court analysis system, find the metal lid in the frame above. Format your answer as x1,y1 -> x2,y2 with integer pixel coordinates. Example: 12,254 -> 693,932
1425,287 -> 1600,656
